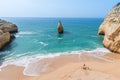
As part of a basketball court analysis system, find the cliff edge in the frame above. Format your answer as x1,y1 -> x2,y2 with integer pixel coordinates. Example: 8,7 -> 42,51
98,3 -> 120,53
0,19 -> 18,50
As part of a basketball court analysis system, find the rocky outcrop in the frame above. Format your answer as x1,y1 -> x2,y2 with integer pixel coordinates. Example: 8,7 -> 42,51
98,3 -> 120,53
0,20 -> 18,33
57,21 -> 64,34
0,19 -> 18,50
0,32 -> 11,49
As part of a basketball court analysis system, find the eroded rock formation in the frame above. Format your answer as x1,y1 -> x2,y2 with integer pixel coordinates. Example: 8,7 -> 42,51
0,20 -> 18,33
0,19 -> 18,50
98,3 -> 120,53
57,21 -> 64,34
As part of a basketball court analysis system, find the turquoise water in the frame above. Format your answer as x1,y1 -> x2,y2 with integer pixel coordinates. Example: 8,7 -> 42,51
0,18 -> 105,65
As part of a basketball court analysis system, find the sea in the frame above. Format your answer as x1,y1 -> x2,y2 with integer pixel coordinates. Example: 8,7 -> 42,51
0,17 -> 110,75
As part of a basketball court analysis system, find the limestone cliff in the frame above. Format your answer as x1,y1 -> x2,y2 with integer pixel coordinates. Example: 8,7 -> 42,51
0,19 -> 18,50
0,20 -> 18,33
98,3 -> 120,53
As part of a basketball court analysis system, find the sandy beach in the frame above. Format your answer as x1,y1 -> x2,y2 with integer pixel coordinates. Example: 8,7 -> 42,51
0,53 -> 120,80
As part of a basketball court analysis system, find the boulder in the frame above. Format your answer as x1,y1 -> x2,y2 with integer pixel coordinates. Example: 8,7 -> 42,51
0,20 -> 18,33
57,21 -> 64,34
98,3 -> 120,53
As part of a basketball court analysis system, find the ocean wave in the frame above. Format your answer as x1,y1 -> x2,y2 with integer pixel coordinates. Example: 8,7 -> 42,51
0,51 -> 10,56
0,48 -> 111,76
15,35 -> 23,38
17,31 -> 36,35
15,31 -> 37,37
39,42 -> 48,46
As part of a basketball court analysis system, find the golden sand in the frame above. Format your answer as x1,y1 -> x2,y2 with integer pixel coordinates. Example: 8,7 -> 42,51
0,53 -> 120,80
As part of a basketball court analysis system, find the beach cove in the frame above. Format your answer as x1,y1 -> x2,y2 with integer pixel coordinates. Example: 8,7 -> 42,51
0,0 -> 120,80
0,3 -> 120,78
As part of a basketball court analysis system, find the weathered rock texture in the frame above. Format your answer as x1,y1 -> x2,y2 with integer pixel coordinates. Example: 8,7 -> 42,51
57,21 -> 64,34
98,3 -> 120,53
0,20 -> 18,33
0,19 -> 18,50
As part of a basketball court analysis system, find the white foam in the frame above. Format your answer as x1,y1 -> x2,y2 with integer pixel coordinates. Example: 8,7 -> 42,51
58,38 -> 63,40
0,53 -> 61,68
0,48 -> 111,76
81,48 -> 111,62
39,42 -> 48,46
0,51 -> 10,55
18,31 -> 36,35
84,48 -> 110,53
15,35 -> 23,38
15,31 -> 36,37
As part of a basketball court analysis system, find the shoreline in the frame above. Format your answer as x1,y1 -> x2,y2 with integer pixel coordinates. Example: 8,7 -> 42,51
1,51 -> 120,80
0,48 -> 110,69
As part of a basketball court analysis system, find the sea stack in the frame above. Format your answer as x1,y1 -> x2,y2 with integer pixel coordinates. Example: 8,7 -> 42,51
57,21 -> 64,34
98,3 -> 120,53
0,19 -> 18,50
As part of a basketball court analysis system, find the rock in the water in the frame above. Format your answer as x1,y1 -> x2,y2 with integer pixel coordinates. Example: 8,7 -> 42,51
0,20 -> 18,33
98,3 -> 120,53
57,21 -> 64,34
0,19 -> 18,50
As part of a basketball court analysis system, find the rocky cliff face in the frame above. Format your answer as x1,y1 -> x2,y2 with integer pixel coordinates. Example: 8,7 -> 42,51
98,3 -> 120,53
0,19 -> 18,50
0,20 -> 18,33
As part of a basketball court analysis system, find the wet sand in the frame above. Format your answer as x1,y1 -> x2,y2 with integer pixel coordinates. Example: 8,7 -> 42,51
0,53 -> 120,80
